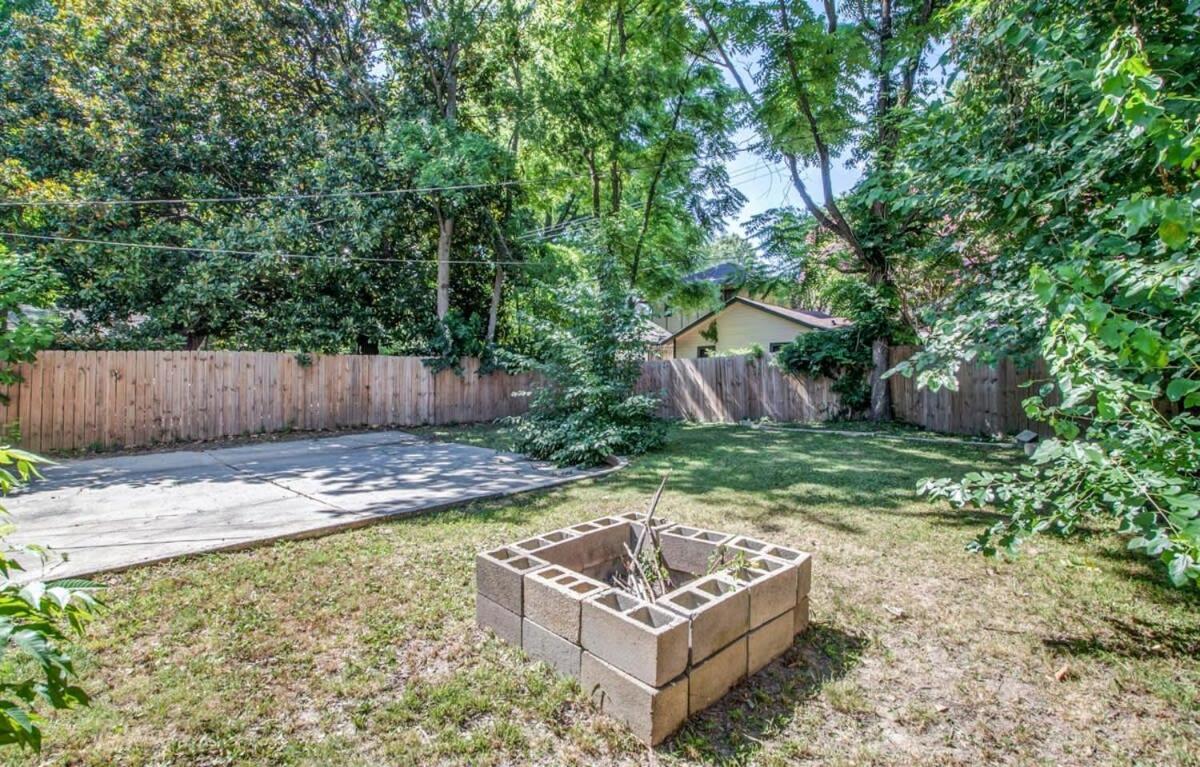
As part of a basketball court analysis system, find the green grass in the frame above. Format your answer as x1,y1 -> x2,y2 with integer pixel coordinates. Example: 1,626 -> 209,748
7,424 -> 1199,766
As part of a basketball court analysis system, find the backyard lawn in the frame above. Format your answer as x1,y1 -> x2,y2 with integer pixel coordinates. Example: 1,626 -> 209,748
9,424 -> 1198,766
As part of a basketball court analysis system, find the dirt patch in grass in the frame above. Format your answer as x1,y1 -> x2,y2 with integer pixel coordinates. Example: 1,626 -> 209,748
7,424 -> 1199,766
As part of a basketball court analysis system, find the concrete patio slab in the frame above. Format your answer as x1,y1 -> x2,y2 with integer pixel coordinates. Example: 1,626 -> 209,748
6,431 -> 616,582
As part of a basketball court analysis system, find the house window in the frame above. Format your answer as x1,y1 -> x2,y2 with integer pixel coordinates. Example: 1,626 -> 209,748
769,342 -> 788,354
697,346 -> 716,359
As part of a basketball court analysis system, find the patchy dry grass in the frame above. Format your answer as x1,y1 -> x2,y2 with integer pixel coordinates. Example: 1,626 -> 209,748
6,424 -> 1199,766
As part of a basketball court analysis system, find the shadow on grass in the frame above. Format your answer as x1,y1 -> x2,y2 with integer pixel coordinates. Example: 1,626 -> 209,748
1043,613 -> 1200,660
382,423 -> 1018,546
662,623 -> 867,764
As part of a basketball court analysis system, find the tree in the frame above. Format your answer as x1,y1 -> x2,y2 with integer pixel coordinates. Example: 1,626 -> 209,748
896,0 -> 1200,587
0,0 -> 746,360
379,0 -> 507,321
0,0 -> 514,354
0,245 -> 59,400
523,0 -> 743,297
692,0 -> 945,420
504,257 -> 665,466
693,0 -> 943,291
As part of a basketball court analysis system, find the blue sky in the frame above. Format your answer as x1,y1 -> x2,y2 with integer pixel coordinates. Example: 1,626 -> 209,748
721,30 -> 951,237
725,128 -> 861,235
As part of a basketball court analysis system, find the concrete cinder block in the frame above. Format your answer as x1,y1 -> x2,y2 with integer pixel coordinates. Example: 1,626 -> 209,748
475,547 -> 549,616
523,565 -> 607,642
523,618 -> 582,678
728,555 -> 798,628
536,522 -> 632,573
661,573 -> 749,664
795,553 -> 812,599
748,608 -> 793,676
511,528 -> 578,555
727,536 -> 812,602
581,590 -> 689,687
580,651 -> 688,747
608,511 -> 673,530
657,524 -> 732,577
476,593 -> 522,646
687,635 -> 747,715
582,515 -> 623,528
794,596 -> 810,636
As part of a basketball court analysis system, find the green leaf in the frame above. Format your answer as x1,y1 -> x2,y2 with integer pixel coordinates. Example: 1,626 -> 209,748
1165,378 -> 1200,402
1167,554 -> 1194,587
1157,199 -> 1195,248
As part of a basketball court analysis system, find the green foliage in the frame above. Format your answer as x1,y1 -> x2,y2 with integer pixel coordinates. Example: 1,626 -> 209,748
423,311 -> 504,376
523,0 -> 743,293
0,245 -> 59,399
699,321 -> 719,345
776,281 -> 907,414
0,447 -> 102,751
711,343 -> 765,360
504,264 -> 665,466
1,0 -> 745,358
696,0 -> 947,318
898,0 -> 1200,587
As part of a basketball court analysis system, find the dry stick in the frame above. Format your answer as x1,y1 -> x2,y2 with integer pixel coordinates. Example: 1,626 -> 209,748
629,474 -> 671,598
649,526 -> 675,593
632,474 -> 669,561
623,543 -> 656,603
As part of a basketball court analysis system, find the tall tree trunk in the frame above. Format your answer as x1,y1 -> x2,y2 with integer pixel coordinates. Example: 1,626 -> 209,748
435,31 -> 460,323
436,209 -> 453,320
485,210 -> 514,344
486,264 -> 504,343
868,338 -> 891,421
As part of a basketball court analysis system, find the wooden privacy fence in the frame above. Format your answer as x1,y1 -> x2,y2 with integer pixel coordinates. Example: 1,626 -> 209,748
0,351 -> 537,453
637,356 -> 841,423
887,345 -> 1052,437
2,347 -> 1054,453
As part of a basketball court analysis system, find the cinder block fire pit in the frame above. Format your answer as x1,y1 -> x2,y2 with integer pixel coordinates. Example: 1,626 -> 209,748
475,513 -> 812,745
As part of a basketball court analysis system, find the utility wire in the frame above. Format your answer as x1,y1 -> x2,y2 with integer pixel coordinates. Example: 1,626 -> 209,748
0,143 -> 763,209
1,163 -> 786,259
0,232 -> 535,266
517,160 -> 781,243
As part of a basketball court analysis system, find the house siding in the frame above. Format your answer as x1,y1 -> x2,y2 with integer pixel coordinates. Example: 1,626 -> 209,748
664,301 -> 814,359
649,289 -> 752,333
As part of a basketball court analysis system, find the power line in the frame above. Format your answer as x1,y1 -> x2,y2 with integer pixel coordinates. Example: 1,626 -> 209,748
1,163 -> 786,259
0,143 -> 763,209
0,232 -> 535,266
517,160 -> 781,243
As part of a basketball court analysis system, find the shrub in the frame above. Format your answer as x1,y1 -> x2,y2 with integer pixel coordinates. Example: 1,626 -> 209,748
900,1 -> 1200,587
504,269 -> 665,466
712,343 -> 764,360
775,282 -> 905,415
0,447 -> 102,751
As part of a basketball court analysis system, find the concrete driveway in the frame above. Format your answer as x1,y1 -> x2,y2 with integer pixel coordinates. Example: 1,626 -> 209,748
6,431 -> 613,581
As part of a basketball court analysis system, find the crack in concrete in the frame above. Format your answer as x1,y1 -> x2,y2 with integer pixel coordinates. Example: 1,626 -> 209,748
200,449 -> 349,513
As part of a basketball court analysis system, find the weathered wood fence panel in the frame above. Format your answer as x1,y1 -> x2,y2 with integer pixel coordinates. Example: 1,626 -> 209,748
887,345 -> 1052,437
636,356 -> 841,423
0,351 -> 537,452
2,347 -> 1061,452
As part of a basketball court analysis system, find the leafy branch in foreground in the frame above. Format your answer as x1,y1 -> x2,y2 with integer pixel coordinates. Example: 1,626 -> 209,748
901,0 -> 1199,587
0,447 -> 102,751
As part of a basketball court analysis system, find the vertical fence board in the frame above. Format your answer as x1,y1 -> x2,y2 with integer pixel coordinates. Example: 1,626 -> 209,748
0,347 -> 1061,452
886,345 -> 1055,436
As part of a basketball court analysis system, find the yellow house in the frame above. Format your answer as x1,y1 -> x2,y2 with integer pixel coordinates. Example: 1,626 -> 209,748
658,297 -> 848,359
